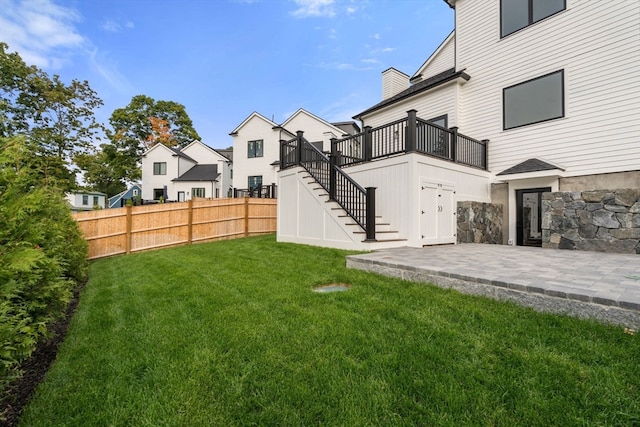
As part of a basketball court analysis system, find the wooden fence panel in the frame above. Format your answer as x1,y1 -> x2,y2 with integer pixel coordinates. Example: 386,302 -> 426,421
73,198 -> 277,260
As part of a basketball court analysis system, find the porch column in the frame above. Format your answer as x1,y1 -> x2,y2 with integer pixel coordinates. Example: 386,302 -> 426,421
365,187 -> 376,241
296,130 -> 304,165
364,126 -> 372,161
406,109 -> 417,153
450,126 -> 458,162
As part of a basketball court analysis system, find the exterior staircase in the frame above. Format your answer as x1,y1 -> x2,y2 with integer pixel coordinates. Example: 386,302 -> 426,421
300,172 -> 407,249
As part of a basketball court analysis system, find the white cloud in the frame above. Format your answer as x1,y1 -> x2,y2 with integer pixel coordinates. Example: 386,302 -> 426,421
0,0 -> 85,69
101,19 -> 135,33
372,33 -> 380,40
290,0 -> 336,18
88,48 -> 134,95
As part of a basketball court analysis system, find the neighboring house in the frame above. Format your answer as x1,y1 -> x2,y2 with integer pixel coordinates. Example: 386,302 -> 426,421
140,140 -> 233,201
108,184 -> 142,208
66,191 -> 107,211
230,109 -> 359,193
278,0 -> 640,252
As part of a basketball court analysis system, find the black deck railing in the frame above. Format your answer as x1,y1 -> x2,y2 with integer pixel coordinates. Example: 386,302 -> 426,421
332,110 -> 488,170
280,132 -> 376,240
231,184 -> 277,199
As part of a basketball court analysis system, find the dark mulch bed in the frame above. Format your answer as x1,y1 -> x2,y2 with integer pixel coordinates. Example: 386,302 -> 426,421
0,281 -> 86,427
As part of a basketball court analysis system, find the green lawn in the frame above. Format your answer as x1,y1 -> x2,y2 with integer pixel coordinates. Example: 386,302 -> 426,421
20,235 -> 639,426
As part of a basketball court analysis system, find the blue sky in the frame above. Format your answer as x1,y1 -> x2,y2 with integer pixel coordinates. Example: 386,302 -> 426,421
0,0 -> 454,149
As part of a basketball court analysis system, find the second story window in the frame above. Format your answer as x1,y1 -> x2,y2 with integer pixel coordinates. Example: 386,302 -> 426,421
503,70 -> 564,130
153,162 -> 167,175
248,140 -> 263,158
501,0 -> 565,38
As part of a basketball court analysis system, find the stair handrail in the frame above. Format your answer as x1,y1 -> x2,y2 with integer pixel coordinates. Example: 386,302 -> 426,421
280,132 -> 376,240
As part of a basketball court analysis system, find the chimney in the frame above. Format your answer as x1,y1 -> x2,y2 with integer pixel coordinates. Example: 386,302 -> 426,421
382,68 -> 410,100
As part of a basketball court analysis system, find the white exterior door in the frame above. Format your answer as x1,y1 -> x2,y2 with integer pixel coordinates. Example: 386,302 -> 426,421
420,179 -> 456,245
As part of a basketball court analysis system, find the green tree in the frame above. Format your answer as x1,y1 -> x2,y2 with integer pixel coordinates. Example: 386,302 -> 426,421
0,136 -> 88,389
74,143 -> 131,197
0,42 -> 103,191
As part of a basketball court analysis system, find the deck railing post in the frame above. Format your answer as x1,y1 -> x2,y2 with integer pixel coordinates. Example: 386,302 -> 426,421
279,139 -> 285,168
450,126 -> 459,162
363,126 -> 372,161
482,139 -> 490,170
329,154 -> 337,201
330,137 -> 338,166
296,131 -> 304,165
406,110 -> 417,153
365,187 -> 376,241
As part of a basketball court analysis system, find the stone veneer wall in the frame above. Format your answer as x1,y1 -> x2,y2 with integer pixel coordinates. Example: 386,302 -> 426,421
457,201 -> 503,244
542,189 -> 640,254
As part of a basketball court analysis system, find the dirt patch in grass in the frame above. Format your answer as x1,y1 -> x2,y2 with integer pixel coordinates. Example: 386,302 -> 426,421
0,280 -> 86,426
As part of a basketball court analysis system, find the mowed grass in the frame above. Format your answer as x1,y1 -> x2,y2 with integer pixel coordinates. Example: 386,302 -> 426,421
21,235 -> 639,426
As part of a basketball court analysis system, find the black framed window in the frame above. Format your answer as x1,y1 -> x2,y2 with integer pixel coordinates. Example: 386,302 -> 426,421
248,140 -> 263,158
153,162 -> 166,175
501,0 -> 565,38
503,70 -> 564,130
248,175 -> 262,190
427,114 -> 448,129
82,195 -> 88,205
153,188 -> 164,200
192,188 -> 205,198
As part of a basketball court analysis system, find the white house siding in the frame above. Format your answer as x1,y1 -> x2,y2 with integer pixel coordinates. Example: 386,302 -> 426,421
232,115 -> 282,191
418,33 -> 455,80
282,110 -> 345,152
278,167 -> 368,250
361,81 -> 460,129
181,141 -> 233,196
141,145 -> 183,201
346,153 -> 491,247
455,0 -> 640,178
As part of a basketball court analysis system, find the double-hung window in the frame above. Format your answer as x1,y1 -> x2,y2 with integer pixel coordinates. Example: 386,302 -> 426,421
501,0 -> 565,38
248,175 -> 262,190
503,70 -> 564,130
248,140 -> 263,158
82,195 -> 88,205
153,162 -> 167,175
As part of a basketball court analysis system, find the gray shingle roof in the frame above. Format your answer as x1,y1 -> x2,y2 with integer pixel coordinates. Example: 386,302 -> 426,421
353,68 -> 470,119
497,158 -> 565,176
172,164 -> 219,182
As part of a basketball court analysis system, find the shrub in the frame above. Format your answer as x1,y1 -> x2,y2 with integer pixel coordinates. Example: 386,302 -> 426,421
0,136 -> 88,389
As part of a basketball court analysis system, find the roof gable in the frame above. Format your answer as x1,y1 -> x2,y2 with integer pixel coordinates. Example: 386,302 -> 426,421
230,112 -> 278,135
181,140 -> 231,163
497,158 -> 565,176
281,108 -> 346,136
411,31 -> 455,82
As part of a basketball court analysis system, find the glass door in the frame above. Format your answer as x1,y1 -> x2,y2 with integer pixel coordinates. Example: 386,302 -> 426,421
516,187 -> 550,247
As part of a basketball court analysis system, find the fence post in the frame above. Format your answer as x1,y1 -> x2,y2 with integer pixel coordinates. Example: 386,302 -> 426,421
365,187 -> 376,241
450,126 -> 458,162
406,110 -> 417,153
244,196 -> 249,237
482,139 -> 489,170
364,126 -> 372,161
296,130 -> 304,165
125,205 -> 132,254
187,198 -> 193,244
271,183 -> 277,198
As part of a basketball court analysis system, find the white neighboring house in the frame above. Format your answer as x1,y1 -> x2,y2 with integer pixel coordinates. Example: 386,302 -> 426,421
141,140 -> 233,202
66,191 -> 107,211
230,109 -> 359,193
278,0 -> 640,251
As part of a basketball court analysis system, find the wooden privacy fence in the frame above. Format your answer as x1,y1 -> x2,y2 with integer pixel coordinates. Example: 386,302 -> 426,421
73,198 -> 277,260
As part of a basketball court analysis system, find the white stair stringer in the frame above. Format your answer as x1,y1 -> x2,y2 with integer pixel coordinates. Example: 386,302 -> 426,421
277,167 -> 407,251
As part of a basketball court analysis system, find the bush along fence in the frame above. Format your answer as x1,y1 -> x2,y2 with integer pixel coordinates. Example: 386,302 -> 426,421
73,198 -> 277,260
542,189 -> 640,254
